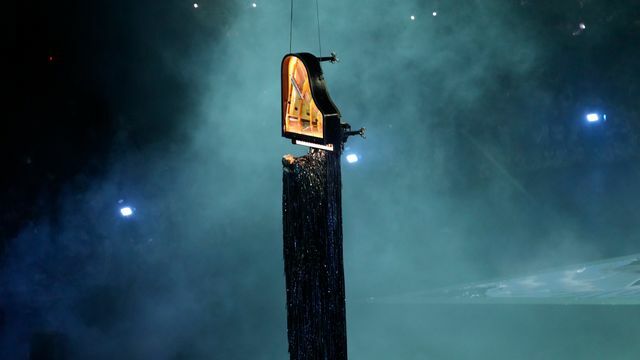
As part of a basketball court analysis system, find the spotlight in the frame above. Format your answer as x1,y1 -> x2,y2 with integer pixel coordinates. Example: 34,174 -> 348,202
586,113 -> 606,123
120,207 -> 134,217
252,2 -> 257,7
432,11 -> 437,16
410,15 -> 415,21
193,3 -> 199,8
346,154 -> 359,163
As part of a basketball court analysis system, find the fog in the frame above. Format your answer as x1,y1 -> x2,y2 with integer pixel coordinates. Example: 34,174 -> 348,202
4,0 -> 640,358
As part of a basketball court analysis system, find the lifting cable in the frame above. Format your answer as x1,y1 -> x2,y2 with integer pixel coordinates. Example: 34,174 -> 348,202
289,0 -> 324,56
315,0 -> 322,56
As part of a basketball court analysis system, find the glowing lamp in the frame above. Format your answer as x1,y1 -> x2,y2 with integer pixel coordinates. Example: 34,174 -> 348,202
282,53 -> 342,151
345,154 -> 359,163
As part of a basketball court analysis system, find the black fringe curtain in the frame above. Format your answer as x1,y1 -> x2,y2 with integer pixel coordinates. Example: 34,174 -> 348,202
282,148 -> 348,360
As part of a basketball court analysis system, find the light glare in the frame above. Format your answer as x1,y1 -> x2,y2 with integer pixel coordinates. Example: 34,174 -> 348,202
586,113 -> 600,122
346,154 -> 359,163
193,3 -> 198,8
410,15 -> 415,21
120,207 -> 133,217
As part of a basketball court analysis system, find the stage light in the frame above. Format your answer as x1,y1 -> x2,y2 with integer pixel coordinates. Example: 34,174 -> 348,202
346,154 -> 359,163
586,113 -> 602,122
252,2 -> 257,7
432,11 -> 437,16
193,3 -> 199,8
410,15 -> 415,21
120,207 -> 134,217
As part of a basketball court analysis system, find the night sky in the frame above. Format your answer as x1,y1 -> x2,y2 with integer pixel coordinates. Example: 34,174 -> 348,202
5,0 -> 640,358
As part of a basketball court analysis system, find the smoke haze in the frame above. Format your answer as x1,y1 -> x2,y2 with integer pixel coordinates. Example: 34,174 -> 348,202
5,0 -> 640,358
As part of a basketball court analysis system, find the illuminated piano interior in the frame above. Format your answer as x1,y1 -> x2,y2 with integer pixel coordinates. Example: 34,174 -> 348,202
282,56 -> 324,139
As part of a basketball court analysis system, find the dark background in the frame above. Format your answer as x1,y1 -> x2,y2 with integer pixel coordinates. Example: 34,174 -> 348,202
4,0 -> 640,358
